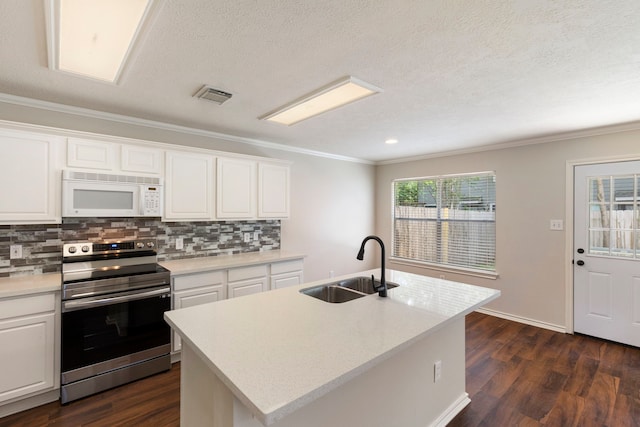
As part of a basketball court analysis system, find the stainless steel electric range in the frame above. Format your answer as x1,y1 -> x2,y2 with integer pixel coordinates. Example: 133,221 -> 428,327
60,239 -> 171,404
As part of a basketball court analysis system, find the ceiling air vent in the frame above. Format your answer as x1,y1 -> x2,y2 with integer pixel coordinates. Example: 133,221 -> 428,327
194,85 -> 233,105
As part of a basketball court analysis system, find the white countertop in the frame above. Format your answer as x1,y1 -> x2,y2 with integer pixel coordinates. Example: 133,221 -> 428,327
159,250 -> 306,275
164,269 -> 500,425
0,251 -> 304,299
0,272 -> 61,299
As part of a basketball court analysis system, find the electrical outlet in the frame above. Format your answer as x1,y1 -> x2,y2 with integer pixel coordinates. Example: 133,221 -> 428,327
10,244 -> 23,259
176,237 -> 184,250
253,231 -> 260,241
434,360 -> 442,382
330,270 -> 334,278
550,219 -> 564,231
243,233 -> 251,243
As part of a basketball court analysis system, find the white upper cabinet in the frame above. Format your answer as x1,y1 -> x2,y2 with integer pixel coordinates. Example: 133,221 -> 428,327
216,157 -> 257,219
67,137 -> 162,175
121,145 -> 162,174
217,157 -> 291,220
67,138 -> 114,170
0,129 -> 63,224
259,162 -> 290,218
0,123 -> 291,224
165,150 -> 214,220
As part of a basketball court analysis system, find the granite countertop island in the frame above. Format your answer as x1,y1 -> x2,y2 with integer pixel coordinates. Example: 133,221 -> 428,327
165,269 -> 500,427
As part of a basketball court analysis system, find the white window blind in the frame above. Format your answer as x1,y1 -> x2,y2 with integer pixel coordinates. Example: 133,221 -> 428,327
392,172 -> 496,273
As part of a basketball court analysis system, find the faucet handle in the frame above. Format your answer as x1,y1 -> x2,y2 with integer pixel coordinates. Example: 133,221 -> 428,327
371,274 -> 388,297
371,274 -> 382,291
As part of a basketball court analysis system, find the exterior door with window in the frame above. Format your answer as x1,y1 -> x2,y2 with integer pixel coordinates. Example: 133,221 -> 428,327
574,161 -> 640,346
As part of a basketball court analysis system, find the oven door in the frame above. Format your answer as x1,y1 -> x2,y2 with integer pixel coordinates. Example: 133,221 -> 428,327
61,286 -> 171,382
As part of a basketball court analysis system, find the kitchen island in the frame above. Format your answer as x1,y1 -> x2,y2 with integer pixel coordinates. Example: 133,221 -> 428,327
164,269 -> 500,427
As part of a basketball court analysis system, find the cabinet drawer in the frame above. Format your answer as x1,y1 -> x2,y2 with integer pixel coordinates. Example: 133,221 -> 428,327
271,259 -> 303,275
228,264 -> 267,282
0,293 -> 55,321
173,270 -> 224,291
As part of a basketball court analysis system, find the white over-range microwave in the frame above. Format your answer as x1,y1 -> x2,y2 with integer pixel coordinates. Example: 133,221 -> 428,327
62,170 -> 163,217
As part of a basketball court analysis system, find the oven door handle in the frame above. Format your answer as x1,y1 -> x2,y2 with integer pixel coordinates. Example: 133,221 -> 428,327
62,287 -> 170,312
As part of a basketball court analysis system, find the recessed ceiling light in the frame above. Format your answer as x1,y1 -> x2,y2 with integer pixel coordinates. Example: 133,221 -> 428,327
385,138 -> 399,144
45,0 -> 157,83
260,76 -> 382,126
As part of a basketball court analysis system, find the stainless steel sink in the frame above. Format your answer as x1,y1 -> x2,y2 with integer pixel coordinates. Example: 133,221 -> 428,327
335,276 -> 398,295
300,285 -> 365,303
300,277 -> 399,303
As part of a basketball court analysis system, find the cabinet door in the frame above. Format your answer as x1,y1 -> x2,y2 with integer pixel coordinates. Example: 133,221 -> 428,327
270,259 -> 303,290
121,145 -> 162,175
67,138 -> 114,170
216,157 -> 256,218
270,272 -> 302,290
0,312 -> 55,403
228,279 -> 267,299
0,129 -> 63,224
172,285 -> 223,352
258,162 -> 290,218
165,151 -> 214,220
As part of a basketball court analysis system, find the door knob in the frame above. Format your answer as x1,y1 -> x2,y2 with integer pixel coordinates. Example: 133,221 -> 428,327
576,260 -> 585,266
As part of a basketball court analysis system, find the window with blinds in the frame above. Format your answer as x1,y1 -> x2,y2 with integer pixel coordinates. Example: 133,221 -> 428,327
392,172 -> 496,273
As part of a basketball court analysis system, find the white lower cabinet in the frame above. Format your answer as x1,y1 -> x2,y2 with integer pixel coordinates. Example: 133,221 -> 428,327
227,265 -> 267,298
0,293 -> 59,413
172,271 -> 225,352
270,259 -> 304,289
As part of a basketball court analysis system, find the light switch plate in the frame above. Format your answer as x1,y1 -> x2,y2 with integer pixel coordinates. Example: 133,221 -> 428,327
243,233 -> 251,243
175,237 -> 184,250
550,220 -> 564,231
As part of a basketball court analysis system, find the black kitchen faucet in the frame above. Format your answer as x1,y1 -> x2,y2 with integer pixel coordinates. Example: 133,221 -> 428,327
356,235 -> 387,297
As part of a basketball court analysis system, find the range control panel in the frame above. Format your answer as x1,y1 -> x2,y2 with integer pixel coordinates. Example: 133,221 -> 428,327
63,239 -> 156,257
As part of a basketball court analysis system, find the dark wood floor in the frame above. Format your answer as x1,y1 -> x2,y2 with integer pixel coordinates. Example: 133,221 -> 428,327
0,363 -> 180,427
450,312 -> 640,427
2,312 -> 640,426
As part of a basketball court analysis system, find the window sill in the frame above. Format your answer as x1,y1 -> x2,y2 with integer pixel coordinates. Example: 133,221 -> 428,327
389,257 -> 499,280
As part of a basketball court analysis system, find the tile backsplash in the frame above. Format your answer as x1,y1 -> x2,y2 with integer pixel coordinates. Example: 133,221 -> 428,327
0,218 -> 280,278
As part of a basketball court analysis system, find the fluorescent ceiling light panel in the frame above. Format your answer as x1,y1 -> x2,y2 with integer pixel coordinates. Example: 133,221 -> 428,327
47,0 -> 154,83
261,76 -> 382,126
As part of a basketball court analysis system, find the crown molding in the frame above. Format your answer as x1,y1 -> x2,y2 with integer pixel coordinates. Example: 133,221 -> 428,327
2,92 -> 639,167
377,120 -> 640,165
0,92 -> 373,165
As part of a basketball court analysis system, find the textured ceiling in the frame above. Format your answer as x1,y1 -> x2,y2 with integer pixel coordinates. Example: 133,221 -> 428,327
1,0 -> 640,162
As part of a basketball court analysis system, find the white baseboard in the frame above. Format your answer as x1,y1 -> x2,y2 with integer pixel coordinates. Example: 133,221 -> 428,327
430,392 -> 470,427
476,308 -> 567,333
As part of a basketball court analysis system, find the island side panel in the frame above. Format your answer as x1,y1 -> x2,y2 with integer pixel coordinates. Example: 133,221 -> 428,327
232,317 -> 467,427
181,344 -> 235,426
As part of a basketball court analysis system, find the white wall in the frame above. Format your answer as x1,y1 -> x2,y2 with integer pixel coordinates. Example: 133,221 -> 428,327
0,101 -> 377,282
376,128 -> 640,329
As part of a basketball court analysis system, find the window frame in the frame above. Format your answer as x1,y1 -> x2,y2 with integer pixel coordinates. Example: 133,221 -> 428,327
390,171 -> 498,279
